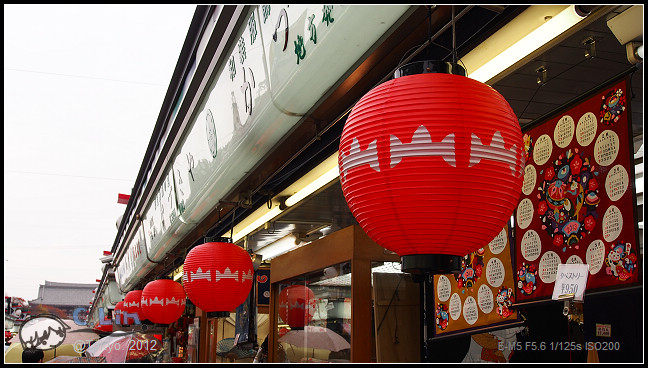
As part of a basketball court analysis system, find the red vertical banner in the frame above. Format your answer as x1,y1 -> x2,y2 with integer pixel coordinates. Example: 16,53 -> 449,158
514,76 -> 640,303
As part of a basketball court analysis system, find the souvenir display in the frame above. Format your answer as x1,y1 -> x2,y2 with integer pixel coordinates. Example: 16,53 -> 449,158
514,76 -> 640,302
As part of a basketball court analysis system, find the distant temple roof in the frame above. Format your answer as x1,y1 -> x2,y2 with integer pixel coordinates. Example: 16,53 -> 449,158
29,280 -> 98,307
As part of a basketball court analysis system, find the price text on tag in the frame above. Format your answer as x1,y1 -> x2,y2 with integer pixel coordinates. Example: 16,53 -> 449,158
552,264 -> 590,301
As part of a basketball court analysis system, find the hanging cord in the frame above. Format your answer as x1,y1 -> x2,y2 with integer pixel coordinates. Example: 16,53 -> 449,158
379,5 -> 473,87
451,5 -> 457,66
441,6 -> 508,74
426,5 -> 433,60
230,207 -> 236,241
393,300 -> 399,344
405,6 -> 466,67
376,275 -> 404,334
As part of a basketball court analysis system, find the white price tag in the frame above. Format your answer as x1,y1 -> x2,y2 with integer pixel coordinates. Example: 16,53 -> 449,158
552,264 -> 589,301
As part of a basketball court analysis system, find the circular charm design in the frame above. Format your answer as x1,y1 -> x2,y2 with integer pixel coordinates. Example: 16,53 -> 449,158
455,248 -> 485,289
436,303 -> 450,330
537,149 -> 599,250
495,287 -> 515,318
523,133 -> 534,164
604,240 -> 637,282
599,88 -> 626,125
517,263 -> 538,296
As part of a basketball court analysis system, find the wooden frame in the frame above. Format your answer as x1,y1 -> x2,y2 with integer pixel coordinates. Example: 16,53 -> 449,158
268,225 -> 399,362
196,307 -> 221,363
186,316 -> 201,363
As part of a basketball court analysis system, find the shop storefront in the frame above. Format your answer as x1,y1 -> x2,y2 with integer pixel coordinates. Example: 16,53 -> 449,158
88,5 -> 643,363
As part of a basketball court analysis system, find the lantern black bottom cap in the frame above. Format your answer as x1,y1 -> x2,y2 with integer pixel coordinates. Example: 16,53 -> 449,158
401,254 -> 462,275
206,311 -> 230,318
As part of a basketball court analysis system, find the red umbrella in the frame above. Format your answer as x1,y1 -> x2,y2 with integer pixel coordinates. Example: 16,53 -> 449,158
84,332 -> 162,363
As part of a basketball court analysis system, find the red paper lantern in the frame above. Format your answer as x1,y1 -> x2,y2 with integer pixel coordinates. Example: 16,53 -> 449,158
123,290 -> 147,324
141,279 -> 186,324
278,285 -> 316,328
183,241 -> 253,317
113,301 -> 125,326
339,71 -> 524,272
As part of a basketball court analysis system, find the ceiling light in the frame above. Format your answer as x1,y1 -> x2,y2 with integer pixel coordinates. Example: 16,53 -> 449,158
172,265 -> 183,281
226,152 -> 340,243
230,207 -> 283,243
464,5 -> 588,83
284,165 -> 339,207
255,234 -> 303,261
283,152 -> 340,208
626,41 -> 643,65
606,5 -> 643,45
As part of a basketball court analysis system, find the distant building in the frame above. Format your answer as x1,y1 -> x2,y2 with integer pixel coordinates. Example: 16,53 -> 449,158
29,281 -> 98,322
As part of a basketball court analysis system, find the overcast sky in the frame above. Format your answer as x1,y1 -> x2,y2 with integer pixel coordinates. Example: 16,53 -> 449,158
4,4 -> 196,301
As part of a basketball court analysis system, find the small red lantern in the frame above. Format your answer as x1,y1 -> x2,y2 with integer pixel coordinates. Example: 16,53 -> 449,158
123,290 -> 147,324
278,285 -> 316,329
141,279 -> 186,325
114,301 -> 125,326
183,241 -> 253,318
339,68 -> 524,273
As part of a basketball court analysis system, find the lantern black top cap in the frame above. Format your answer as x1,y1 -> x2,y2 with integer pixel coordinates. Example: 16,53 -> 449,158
394,60 -> 466,79
205,236 -> 232,243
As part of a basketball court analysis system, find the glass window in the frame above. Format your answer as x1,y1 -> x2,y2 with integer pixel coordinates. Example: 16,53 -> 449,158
276,261 -> 352,363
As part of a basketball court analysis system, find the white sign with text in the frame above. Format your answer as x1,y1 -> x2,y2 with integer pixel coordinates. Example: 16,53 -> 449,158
552,263 -> 590,301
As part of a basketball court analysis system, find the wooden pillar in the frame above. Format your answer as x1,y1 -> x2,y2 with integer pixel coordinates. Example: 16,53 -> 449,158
196,307 -> 208,363
350,254 -> 372,362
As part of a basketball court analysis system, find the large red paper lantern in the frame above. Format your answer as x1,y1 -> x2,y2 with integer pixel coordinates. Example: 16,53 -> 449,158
123,290 -> 147,324
278,284 -> 316,329
339,70 -> 524,272
141,279 -> 186,324
183,241 -> 253,318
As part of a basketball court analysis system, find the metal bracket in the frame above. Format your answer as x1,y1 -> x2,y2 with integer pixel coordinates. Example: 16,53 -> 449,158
239,192 -> 254,209
536,66 -> 548,85
583,37 -> 596,59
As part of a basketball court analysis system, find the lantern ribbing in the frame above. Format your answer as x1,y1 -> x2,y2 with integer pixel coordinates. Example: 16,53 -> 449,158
339,72 -> 524,271
183,242 -> 254,317
141,279 -> 186,325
